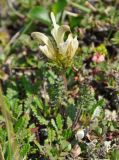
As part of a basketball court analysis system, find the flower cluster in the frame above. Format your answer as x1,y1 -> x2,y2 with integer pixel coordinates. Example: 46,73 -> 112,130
92,53 -> 105,63
31,12 -> 78,68
92,44 -> 107,63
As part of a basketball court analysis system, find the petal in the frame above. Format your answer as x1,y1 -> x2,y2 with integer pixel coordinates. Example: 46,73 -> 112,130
58,25 -> 70,44
51,25 -> 70,45
98,55 -> 105,62
51,25 -> 59,43
31,32 -> 51,46
39,45 -> 54,60
51,12 -> 57,28
66,34 -> 78,59
59,41 -> 69,54
50,12 -> 59,43
70,36 -> 78,58
92,55 -> 98,62
31,32 -> 55,57
50,12 -> 70,45
59,34 -> 73,55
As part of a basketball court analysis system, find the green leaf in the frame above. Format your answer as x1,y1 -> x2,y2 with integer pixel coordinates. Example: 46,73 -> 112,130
111,31 -> 119,44
52,0 -> 67,14
51,119 -> 58,131
56,114 -> 63,130
48,128 -> 56,142
31,105 -> 48,125
20,143 -> 30,158
110,150 -> 119,160
70,2 -> 91,13
66,116 -> 72,128
15,113 -> 30,133
15,117 -> 25,133
63,129 -> 72,139
18,34 -> 31,46
60,140 -> 71,152
28,6 -> 50,25
34,96 -> 43,110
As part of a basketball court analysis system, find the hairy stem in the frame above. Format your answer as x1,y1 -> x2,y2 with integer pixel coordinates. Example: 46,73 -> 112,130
61,72 -> 67,91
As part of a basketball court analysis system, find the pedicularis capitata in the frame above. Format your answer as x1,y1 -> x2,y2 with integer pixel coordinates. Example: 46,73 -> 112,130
31,12 -> 79,69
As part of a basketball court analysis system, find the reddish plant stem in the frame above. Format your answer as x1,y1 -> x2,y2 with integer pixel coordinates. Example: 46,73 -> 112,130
61,72 -> 67,91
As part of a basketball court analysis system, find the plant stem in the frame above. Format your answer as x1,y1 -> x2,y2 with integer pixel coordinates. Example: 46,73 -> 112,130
61,72 -> 67,91
0,84 -> 20,160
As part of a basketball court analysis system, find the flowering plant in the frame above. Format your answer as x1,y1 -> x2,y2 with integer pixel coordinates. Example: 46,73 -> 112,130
92,53 -> 105,63
92,44 -> 107,63
31,12 -> 78,68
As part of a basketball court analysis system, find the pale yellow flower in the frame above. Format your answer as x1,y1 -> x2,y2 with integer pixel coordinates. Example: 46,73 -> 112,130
31,12 -> 78,67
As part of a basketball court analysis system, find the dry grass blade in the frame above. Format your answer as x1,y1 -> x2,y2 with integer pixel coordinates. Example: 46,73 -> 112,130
0,144 -> 5,160
0,84 -> 20,160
